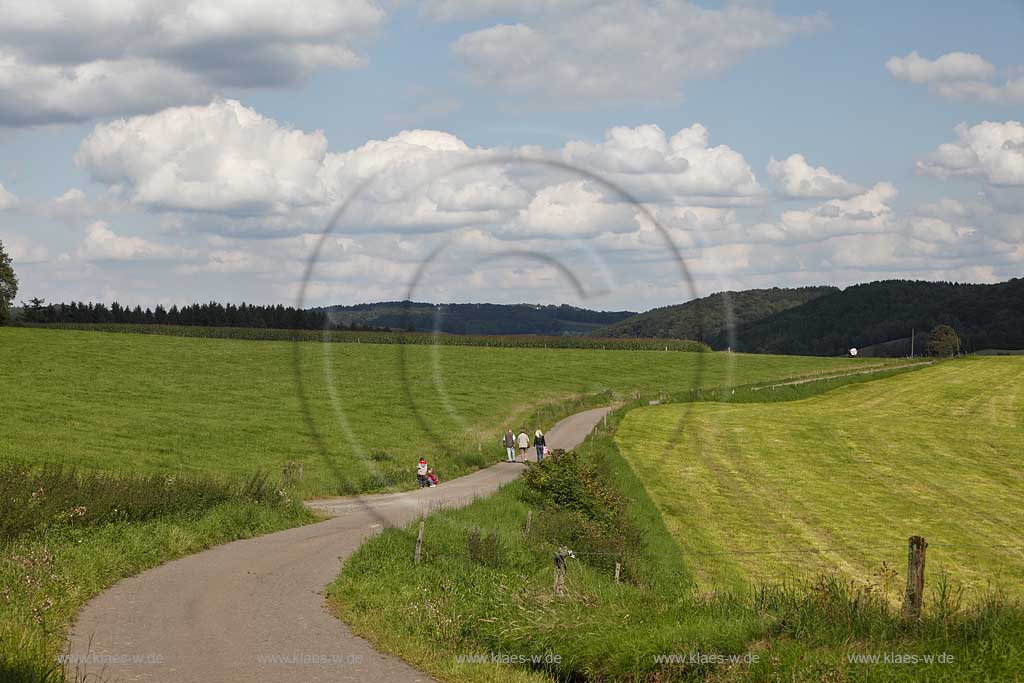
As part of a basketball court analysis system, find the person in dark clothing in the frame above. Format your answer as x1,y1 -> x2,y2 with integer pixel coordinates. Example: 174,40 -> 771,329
502,428 -> 516,462
533,429 -> 546,462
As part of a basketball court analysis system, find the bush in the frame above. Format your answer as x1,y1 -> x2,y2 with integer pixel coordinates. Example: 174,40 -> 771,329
522,451 -> 642,576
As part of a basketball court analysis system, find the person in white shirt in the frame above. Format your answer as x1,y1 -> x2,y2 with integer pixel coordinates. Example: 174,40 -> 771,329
516,430 -> 530,462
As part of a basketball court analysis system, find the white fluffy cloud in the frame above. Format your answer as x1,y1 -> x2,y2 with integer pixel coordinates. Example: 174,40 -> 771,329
0,182 -> 17,209
449,1 -> 825,106
886,51 -> 994,83
0,1 -> 384,125
76,99 -> 332,214
77,220 -> 181,261
76,103 -> 765,236
766,154 -> 862,199
563,124 -> 762,200
751,182 -> 898,243
886,51 -> 1024,105
917,121 -> 1024,186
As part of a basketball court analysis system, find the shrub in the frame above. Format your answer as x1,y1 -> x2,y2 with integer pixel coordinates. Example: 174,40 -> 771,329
521,451 -> 642,576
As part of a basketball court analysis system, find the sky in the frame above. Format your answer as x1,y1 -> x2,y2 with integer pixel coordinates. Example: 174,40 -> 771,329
0,0 -> 1022,313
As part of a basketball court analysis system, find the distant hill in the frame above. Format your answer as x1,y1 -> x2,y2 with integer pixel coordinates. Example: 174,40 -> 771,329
727,279 -> 1024,356
597,279 -> 1024,356
593,286 -> 838,347
317,301 -> 636,336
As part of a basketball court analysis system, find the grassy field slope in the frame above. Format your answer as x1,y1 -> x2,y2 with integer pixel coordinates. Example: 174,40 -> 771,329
1,327 -> 856,497
616,357 -> 1024,599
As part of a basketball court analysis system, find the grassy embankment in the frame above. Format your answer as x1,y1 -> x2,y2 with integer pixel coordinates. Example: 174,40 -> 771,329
329,359 -> 1024,682
0,326 -> 857,681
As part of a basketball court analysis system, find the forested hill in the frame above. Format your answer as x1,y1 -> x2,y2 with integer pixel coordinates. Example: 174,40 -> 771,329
318,301 -> 636,335
726,279 -> 1024,356
593,286 -> 838,346
597,279 -> 1024,356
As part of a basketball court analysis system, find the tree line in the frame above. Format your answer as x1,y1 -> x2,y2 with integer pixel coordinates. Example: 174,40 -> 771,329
17,299 -> 344,330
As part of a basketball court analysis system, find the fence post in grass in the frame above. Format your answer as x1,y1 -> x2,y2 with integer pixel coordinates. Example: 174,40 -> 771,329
902,535 -> 927,619
614,562 -> 621,584
553,547 -> 571,596
525,510 -> 532,535
414,521 -> 425,565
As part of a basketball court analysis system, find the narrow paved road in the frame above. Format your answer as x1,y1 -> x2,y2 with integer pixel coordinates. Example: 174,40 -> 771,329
65,405 -> 613,682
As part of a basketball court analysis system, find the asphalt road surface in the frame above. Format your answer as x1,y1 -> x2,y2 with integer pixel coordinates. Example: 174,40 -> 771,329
65,405 -> 613,682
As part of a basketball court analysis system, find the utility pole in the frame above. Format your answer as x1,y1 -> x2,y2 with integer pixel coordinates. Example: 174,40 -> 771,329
910,328 -> 915,358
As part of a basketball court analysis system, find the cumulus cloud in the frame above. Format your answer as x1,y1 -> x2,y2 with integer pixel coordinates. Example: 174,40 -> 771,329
916,121 -> 1024,186
563,124 -> 762,200
0,1 -> 384,125
76,99 -> 332,214
751,182 -> 899,243
76,103 -> 765,241
766,154 -> 862,199
77,221 -> 181,261
886,51 -> 1024,105
0,182 -> 17,209
886,51 -> 995,83
449,0 -> 825,106
511,180 -> 634,237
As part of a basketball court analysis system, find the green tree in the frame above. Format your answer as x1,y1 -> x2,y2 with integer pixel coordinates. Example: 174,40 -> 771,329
0,239 -> 17,324
927,324 -> 961,357
22,296 -> 47,322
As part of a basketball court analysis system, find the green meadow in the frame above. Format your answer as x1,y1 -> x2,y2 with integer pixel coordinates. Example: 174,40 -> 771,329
0,325 -> 856,681
615,357 -> 1024,599
0,326 -> 856,497
331,360 -> 1024,682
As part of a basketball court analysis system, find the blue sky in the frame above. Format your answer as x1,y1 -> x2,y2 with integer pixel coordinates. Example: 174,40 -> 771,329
0,0 -> 1021,311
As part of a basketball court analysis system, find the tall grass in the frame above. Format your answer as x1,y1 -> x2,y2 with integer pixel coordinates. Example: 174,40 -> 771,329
0,463 -> 284,542
0,467 -> 312,683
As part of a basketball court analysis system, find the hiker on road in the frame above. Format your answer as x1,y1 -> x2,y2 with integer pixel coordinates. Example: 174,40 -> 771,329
517,429 -> 530,462
502,428 -> 516,462
534,429 -> 546,462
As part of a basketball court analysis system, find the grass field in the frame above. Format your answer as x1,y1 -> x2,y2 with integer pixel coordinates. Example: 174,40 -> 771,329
0,327 -> 858,497
615,357 -> 1024,600
329,377 -> 1024,683
0,326 -> 862,681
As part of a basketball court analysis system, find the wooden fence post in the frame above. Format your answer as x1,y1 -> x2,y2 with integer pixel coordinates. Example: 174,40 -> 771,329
553,547 -> 571,595
414,521 -> 425,564
902,535 -> 927,619
614,562 -> 621,584
525,510 -> 532,534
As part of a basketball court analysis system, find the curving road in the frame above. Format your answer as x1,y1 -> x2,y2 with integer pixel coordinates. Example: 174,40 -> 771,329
65,406 -> 613,682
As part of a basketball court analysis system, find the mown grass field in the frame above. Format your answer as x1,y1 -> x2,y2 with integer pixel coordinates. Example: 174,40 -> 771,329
615,357 -> 1024,600
0,326 -> 858,497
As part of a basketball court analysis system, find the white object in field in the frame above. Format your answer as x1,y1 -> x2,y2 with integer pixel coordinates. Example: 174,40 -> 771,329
849,348 -> 858,357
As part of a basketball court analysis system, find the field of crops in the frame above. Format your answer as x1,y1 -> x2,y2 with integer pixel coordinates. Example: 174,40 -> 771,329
19,322 -> 712,351
615,357 -> 1024,600
1,327 -> 855,497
